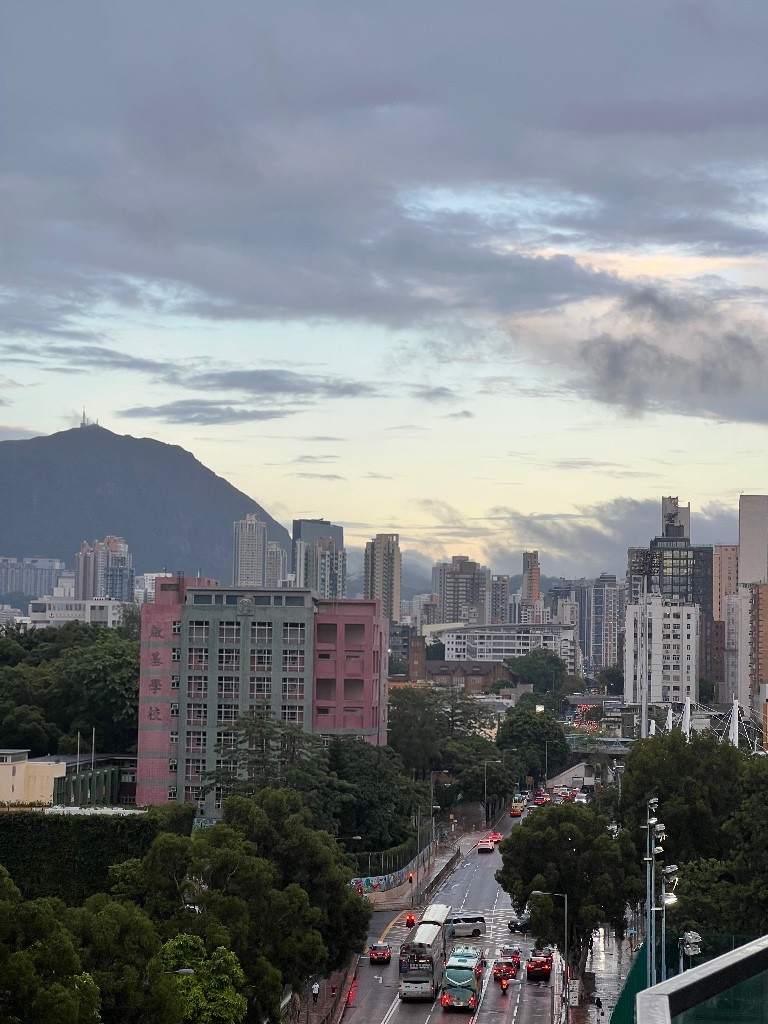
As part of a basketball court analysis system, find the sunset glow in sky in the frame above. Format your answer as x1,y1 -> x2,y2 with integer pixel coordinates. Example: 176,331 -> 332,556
2,1 -> 768,577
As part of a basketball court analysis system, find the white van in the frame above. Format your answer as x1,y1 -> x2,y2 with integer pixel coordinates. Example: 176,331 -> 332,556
447,914 -> 487,938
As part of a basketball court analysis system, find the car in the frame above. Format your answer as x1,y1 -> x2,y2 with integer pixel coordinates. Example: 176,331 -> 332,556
477,839 -> 494,853
369,943 -> 392,964
574,793 -> 588,805
404,913 -> 417,929
492,958 -> 517,981
487,831 -> 503,843
509,806 -> 523,817
498,945 -> 522,968
507,911 -> 530,934
526,948 -> 553,981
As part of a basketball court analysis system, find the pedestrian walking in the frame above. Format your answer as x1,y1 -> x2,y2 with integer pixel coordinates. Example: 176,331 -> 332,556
311,981 -> 320,1004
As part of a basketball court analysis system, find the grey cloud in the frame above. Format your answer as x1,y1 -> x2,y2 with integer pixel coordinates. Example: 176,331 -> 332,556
290,472 -> 346,480
413,386 -> 456,402
3,0 -> 768,429
118,400 -> 291,425
447,410 -> 474,419
188,368 -> 377,400
576,329 -> 768,422
0,424 -> 40,439
291,454 -> 339,464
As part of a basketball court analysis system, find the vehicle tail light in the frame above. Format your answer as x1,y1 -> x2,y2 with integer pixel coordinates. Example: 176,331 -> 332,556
469,996 -> 477,1007
441,994 -> 450,1006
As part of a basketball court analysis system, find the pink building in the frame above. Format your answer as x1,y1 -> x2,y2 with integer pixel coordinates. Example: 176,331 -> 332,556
136,583 -> 388,813
314,598 -> 388,745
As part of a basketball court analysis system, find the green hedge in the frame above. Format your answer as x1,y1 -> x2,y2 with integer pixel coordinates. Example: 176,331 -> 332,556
0,804 -> 195,903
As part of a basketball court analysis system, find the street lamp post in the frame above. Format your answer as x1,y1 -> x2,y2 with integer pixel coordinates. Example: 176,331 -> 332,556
531,890 -> 569,1020
483,759 -> 501,827
644,798 -> 658,989
430,770 -> 448,843
544,740 -> 550,787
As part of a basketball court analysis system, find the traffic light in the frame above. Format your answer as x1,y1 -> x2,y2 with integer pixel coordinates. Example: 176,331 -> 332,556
408,871 -> 414,884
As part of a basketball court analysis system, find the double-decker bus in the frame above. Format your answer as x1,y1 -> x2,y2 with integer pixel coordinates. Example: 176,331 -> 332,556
419,903 -> 452,958
398,922 -> 445,1000
440,945 -> 484,1011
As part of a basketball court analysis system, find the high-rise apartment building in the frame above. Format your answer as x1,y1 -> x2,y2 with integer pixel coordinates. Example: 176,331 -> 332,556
265,542 -> 288,589
364,534 -> 401,623
713,544 -> 739,620
0,557 -> 66,599
624,593 -> 700,709
75,537 -> 133,600
739,495 -> 768,585
135,579 -> 387,814
588,574 -> 625,674
292,519 -> 346,598
432,555 -> 491,625
490,575 -> 510,624
233,514 -> 267,587
521,551 -> 541,606
627,497 -> 714,679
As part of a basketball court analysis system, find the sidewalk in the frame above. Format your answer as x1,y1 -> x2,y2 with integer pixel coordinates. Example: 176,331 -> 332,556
570,928 -> 636,1023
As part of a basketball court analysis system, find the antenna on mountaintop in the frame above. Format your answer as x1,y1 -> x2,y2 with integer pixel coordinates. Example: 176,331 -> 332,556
81,408 -> 87,427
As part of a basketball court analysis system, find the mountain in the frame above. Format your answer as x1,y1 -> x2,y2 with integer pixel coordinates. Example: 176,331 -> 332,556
0,425 -> 290,583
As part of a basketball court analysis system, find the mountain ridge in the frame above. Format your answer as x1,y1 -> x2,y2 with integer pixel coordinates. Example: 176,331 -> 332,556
0,425 -> 290,583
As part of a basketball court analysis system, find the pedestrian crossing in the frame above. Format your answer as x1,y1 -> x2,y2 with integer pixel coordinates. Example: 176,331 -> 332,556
382,906 -> 551,967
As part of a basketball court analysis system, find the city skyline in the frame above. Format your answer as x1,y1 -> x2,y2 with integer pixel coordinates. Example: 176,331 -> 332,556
2,2 -> 767,577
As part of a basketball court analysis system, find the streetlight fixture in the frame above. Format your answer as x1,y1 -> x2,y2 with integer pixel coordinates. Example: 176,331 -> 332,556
483,759 -> 501,827
660,864 -> 678,981
643,798 -> 659,989
531,890 -> 569,1019
430,770 -> 449,843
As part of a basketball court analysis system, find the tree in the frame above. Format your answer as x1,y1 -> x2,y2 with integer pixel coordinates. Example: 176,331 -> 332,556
0,703 -> 61,757
425,640 -> 445,660
497,707 -> 568,781
496,803 -> 642,976
154,934 -> 247,1024
386,688 -> 443,775
596,665 -> 623,696
505,650 -> 567,693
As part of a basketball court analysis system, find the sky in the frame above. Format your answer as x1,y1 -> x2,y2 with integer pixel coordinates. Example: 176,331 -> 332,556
2,1 -> 767,579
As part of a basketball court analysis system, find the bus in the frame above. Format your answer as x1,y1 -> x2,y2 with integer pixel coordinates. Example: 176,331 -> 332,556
440,946 -> 484,1011
398,923 -> 445,1000
419,903 -> 452,957
509,793 -> 526,817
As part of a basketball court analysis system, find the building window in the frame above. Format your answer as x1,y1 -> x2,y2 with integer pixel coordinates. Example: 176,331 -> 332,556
249,678 -> 272,700
282,678 -> 305,700
218,676 -> 240,700
183,785 -> 202,804
188,647 -> 209,670
170,730 -> 179,745
218,649 -> 240,671
171,674 -> 180,689
185,758 -> 206,781
217,730 -> 238,749
169,758 -> 178,771
186,731 -> 206,753
168,787 -> 177,800
316,707 -> 331,716
213,785 -> 224,810
282,650 -> 305,672
216,758 -> 238,773
281,705 -> 304,724
189,621 -> 210,642
172,620 -> 182,635
251,649 -> 272,670
187,703 -> 207,726
219,621 -> 241,644
170,703 -> 179,717
171,648 -> 181,662
188,675 -> 208,698
217,705 -> 239,725
251,622 -> 273,644
283,623 -> 306,645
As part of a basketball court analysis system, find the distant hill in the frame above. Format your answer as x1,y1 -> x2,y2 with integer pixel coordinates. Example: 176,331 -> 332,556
0,425 -> 290,582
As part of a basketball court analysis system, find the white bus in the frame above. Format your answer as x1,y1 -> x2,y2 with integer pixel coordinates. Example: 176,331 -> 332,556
398,922 -> 445,1000
419,903 -> 452,958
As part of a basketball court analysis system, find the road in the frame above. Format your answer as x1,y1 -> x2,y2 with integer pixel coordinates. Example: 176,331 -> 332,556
347,814 -> 563,1024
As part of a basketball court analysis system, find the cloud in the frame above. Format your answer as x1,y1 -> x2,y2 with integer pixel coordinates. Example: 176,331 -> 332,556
447,409 -> 474,419
118,400 -> 291,425
290,472 -> 346,480
0,424 -> 40,440
412,386 -> 456,402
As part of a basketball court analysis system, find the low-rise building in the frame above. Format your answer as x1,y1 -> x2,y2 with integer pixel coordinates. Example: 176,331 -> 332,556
27,596 -> 124,629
